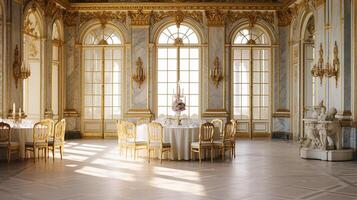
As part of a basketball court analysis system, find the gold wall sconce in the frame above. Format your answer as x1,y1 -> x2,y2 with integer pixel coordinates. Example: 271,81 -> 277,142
210,57 -> 223,88
311,43 -> 324,84
13,45 -> 31,88
132,57 -> 146,88
324,41 -> 339,85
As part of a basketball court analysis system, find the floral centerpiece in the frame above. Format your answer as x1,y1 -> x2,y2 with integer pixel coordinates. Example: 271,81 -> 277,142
172,82 -> 186,125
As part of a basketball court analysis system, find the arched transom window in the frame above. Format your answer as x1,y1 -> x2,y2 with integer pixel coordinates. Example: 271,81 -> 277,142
82,25 -> 123,136
156,24 -> 200,118
232,26 -> 271,137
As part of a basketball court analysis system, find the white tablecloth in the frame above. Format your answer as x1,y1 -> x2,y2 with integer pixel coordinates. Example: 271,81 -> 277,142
11,127 -> 33,159
0,120 -> 35,159
136,124 -> 219,160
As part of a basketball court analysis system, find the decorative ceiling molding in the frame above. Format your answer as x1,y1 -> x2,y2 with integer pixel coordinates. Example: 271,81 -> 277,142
69,2 -> 281,12
151,10 -> 203,27
227,11 -> 275,27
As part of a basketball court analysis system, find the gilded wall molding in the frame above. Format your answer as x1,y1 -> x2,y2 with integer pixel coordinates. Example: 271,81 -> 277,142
151,10 -> 203,27
205,9 -> 226,26
79,11 -> 126,25
63,11 -> 79,26
128,9 -> 151,26
227,11 -> 274,27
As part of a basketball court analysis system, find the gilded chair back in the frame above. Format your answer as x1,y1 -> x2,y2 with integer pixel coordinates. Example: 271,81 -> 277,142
54,119 -> 66,144
137,118 -> 150,126
211,119 -> 224,136
117,120 -> 124,142
33,121 -> 51,143
223,122 -> 235,142
124,122 -> 137,142
230,119 -> 237,135
148,122 -> 163,145
42,119 -> 55,139
0,122 -> 11,144
199,122 -> 215,143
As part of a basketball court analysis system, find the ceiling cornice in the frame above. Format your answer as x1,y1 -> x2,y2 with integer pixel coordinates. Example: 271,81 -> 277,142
69,2 -> 282,11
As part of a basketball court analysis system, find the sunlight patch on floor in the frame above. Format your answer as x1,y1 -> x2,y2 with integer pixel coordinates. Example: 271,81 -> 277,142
75,166 -> 135,181
153,166 -> 201,181
150,177 -> 205,196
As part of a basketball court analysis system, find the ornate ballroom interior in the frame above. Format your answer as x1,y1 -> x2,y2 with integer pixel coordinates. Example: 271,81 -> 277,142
0,0 -> 357,199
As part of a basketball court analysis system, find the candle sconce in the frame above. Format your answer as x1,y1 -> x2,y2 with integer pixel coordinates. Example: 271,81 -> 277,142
132,57 -> 146,88
311,43 -> 324,84
324,41 -> 339,86
13,45 -> 31,88
210,57 -> 223,88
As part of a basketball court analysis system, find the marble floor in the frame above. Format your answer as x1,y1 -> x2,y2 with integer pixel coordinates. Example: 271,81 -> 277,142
0,139 -> 357,200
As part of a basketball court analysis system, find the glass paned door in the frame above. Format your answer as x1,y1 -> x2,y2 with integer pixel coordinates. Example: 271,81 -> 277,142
83,47 -> 122,137
233,47 -> 270,137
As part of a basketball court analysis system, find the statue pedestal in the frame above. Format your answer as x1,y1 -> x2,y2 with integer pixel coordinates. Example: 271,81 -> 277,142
300,148 -> 353,161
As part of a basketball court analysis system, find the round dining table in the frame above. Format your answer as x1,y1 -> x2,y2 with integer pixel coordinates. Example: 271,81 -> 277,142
0,119 -> 35,159
136,122 -> 220,160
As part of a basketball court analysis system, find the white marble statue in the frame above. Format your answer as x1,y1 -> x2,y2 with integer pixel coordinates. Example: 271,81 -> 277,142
301,101 -> 341,150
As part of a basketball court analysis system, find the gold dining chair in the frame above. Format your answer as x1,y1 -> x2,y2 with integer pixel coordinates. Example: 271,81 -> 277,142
43,119 -> 55,142
48,119 -> 66,161
0,122 -> 20,162
117,120 -> 126,156
211,119 -> 224,138
123,122 -> 147,160
25,120 -> 52,162
147,122 -> 171,164
213,121 -> 235,160
136,118 -> 150,126
230,119 -> 237,158
191,122 -> 215,163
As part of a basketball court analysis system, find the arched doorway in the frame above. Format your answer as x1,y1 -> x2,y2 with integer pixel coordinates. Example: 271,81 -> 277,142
155,23 -> 200,118
232,26 -> 272,138
82,24 -> 124,138
23,8 -> 43,120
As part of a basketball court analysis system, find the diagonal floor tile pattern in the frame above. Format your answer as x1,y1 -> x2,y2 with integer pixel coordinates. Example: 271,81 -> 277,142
0,139 -> 356,200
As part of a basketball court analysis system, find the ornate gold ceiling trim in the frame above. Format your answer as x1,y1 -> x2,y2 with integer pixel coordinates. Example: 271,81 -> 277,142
69,2 -> 281,12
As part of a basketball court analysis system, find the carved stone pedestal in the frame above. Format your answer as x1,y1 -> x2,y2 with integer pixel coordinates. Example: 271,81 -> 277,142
300,148 -> 353,161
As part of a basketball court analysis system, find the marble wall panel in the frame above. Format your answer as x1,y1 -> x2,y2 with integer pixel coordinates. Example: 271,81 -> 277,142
207,27 -> 225,110
130,27 -> 148,110
278,26 -> 290,110
272,117 -> 291,133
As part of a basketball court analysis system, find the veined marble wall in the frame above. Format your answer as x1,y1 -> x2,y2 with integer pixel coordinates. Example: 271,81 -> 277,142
0,0 -> 3,117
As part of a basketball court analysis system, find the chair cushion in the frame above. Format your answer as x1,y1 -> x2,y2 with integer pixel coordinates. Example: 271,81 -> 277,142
191,141 -> 212,148
126,140 -> 147,146
148,141 -> 171,148
25,142 -> 48,147
0,142 -> 19,147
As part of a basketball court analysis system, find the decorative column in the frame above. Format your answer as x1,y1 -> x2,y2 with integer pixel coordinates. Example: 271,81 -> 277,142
126,10 -> 152,119
202,9 -> 228,119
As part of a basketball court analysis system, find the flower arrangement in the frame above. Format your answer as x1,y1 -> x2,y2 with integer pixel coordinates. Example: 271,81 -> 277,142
172,98 -> 186,112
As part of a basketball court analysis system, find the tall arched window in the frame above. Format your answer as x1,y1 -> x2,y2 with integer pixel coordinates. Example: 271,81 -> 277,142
156,24 -> 200,118
82,25 -> 123,137
23,9 -> 42,120
52,21 -> 62,119
232,26 -> 271,138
